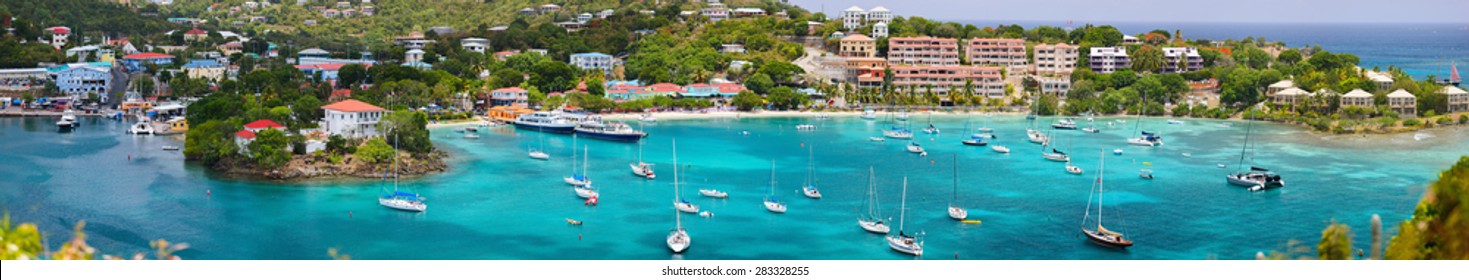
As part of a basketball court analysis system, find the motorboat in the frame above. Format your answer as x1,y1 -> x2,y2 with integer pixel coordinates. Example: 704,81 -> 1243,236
1167,119 -> 1185,125
1139,169 -> 1154,179
1066,164 -> 1083,175
529,150 -> 550,160
991,145 -> 1010,153
905,142 -> 925,154
868,136 -> 885,142
161,145 -> 181,151
961,136 -> 988,146
57,111 -> 78,128
1051,118 -> 1078,130
575,117 -> 647,142
513,111 -> 577,134
860,109 -> 878,120
698,189 -> 728,198
795,124 -> 816,130
463,133 -> 480,139
1082,127 -> 1101,133
129,119 -> 154,135
640,114 -> 658,123
1113,149 -> 1124,155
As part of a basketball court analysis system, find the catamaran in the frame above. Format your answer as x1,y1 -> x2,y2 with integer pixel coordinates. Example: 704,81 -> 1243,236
667,141 -> 691,253
886,178 -> 923,256
630,137 -> 655,179
1226,114 -> 1285,191
801,145 -> 822,199
858,167 -> 890,234
948,155 -> 967,220
763,160 -> 787,213
1081,150 -> 1133,248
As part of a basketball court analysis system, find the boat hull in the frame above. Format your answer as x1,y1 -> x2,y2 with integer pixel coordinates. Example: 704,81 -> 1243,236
1082,229 -> 1133,248
803,187 -> 821,199
1127,138 -> 1162,146
675,202 -> 700,213
378,198 -> 427,212
1226,174 -> 1285,189
574,187 -> 598,198
886,236 -> 923,256
948,207 -> 967,220
575,128 -> 646,142
859,219 -> 890,234
699,189 -> 728,198
1043,153 -> 1070,162
667,230 -> 690,253
513,122 -> 575,134
764,201 -> 786,213
991,146 -> 1010,153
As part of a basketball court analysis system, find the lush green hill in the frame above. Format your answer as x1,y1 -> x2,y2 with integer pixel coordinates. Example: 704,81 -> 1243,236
0,0 -> 180,38
161,0 -> 801,49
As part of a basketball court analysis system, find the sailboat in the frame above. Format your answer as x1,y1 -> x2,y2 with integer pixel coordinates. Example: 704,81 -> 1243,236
976,113 -> 994,133
886,177 -> 923,256
379,133 -> 426,212
667,139 -> 691,253
672,139 -> 698,213
573,146 -> 600,199
1225,114 -> 1285,191
895,109 -> 910,121
906,141 -> 926,154
630,137 -> 655,179
858,167 -> 890,234
1042,126 -> 1070,162
1126,94 -> 1163,146
528,132 -> 550,160
801,145 -> 822,199
948,155 -> 967,220
564,135 -> 591,186
961,115 -> 988,146
922,112 -> 939,134
1081,149 -> 1133,248
763,160 -> 787,213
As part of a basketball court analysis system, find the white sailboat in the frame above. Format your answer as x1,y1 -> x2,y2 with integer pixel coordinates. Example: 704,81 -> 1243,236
1042,128 -> 1070,162
948,155 -> 967,220
671,139 -> 698,213
1081,150 -> 1133,248
921,112 -> 939,134
886,178 -> 923,256
630,137 -> 655,179
378,132 -> 426,212
564,135 -> 591,186
763,160 -> 787,213
1026,128 -> 1049,144
858,167 -> 890,234
905,141 -> 925,154
667,141 -> 691,253
861,108 -> 878,120
571,145 -> 598,198
1126,93 -> 1163,147
801,145 -> 822,199
528,132 -> 550,160
991,145 -> 1010,153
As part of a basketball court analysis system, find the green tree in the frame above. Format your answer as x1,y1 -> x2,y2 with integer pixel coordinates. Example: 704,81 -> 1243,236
337,64 -> 369,88
356,137 -> 396,164
745,73 -> 775,94
732,90 -> 764,111
767,86 -> 808,110
1277,49 -> 1303,65
378,110 -> 433,153
248,129 -> 292,169
292,96 -> 324,128
1131,46 -> 1165,73
1385,156 -> 1469,260
491,68 -> 525,89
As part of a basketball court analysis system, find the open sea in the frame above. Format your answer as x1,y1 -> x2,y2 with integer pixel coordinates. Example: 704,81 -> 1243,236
2,115 -> 1465,259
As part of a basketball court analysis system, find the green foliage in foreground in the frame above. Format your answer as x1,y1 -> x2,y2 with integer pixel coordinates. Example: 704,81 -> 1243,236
1385,156 -> 1469,260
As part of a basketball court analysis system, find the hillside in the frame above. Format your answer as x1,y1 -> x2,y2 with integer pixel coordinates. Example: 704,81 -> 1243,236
162,0 -> 801,49
0,0 -> 180,37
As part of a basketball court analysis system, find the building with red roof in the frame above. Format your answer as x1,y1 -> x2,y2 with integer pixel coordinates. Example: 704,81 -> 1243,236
45,26 -> 72,50
183,28 -> 208,41
322,99 -> 388,138
243,119 -> 286,131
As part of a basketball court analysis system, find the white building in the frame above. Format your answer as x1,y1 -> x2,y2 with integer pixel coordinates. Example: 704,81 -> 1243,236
872,22 -> 889,38
1088,47 -> 1131,74
843,6 -> 865,30
1442,86 -> 1467,113
405,49 -> 424,63
1339,89 -> 1374,108
1162,47 -> 1202,73
321,99 -> 388,138
46,27 -> 71,50
703,3 -> 730,21
569,52 -> 615,75
866,6 -> 892,25
1038,76 -> 1072,97
1387,89 -> 1416,117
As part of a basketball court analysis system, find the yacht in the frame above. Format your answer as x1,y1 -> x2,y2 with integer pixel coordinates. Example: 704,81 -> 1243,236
905,142 -> 925,154
574,184 -> 599,199
1051,118 -> 1078,130
1043,149 -> 1071,162
1227,167 -> 1286,191
379,191 -> 427,212
698,189 -> 728,198
882,126 -> 913,139
961,135 -> 989,146
858,167 -> 890,234
513,111 -> 576,134
675,198 -> 700,213
886,178 -> 923,256
1026,129 -> 1049,144
991,145 -> 1010,153
129,119 -> 154,135
1127,131 -> 1164,147
574,117 -> 647,142
56,111 -> 78,128
763,161 -> 787,213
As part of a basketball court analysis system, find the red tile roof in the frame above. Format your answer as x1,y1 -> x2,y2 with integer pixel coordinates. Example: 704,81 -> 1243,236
321,99 -> 386,112
123,52 -> 175,60
184,28 -> 207,35
235,130 -> 256,139
47,26 -> 70,35
648,83 -> 685,93
243,119 -> 285,130
330,89 -> 352,98
493,87 -> 528,93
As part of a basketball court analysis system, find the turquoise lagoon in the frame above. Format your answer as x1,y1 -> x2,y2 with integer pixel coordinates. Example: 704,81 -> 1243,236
1,115 -> 1464,260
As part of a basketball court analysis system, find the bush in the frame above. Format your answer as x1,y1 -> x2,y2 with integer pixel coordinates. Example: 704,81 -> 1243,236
357,138 -> 396,164
1402,118 -> 1421,126
1378,117 -> 1399,127
1460,115 -> 1468,124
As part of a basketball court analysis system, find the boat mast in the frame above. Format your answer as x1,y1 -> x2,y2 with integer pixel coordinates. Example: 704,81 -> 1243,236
674,139 -> 681,229
1238,112 -> 1255,172
769,160 -> 776,197
867,167 -> 878,219
806,145 -> 814,187
951,154 -> 958,205
899,177 -> 908,233
1098,150 -> 1106,228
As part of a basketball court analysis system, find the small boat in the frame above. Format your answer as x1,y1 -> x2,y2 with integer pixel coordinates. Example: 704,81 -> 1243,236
1113,149 -> 1123,155
378,191 -> 427,212
1082,127 -> 1100,133
1139,169 -> 1154,179
1228,116 -> 1285,191
922,126 -> 940,134
740,131 -> 750,135
991,145 -> 1010,153
1217,164 -> 1226,168
675,199 -> 700,213
574,185 -> 599,199
1181,153 -> 1192,158
631,138 -> 655,179
1081,151 -> 1133,248
129,119 -> 154,135
465,127 -> 479,132
814,113 -> 831,119
886,178 -> 923,256
977,127 -> 994,132
667,225 -> 691,254
1026,129 -> 1049,144
795,124 -> 816,130
905,142 -> 925,154
1167,119 -> 1185,125
454,128 -> 465,133
161,145 -> 181,151
1066,164 -> 1083,175
1043,148 -> 1070,162
860,108 -> 878,120
971,133 -> 996,139
566,218 -> 583,225
463,133 -> 480,139
868,136 -> 885,142
529,150 -> 550,160
640,114 -> 658,123
801,145 -> 822,199
1051,118 -> 1078,130
699,211 -> 713,218
895,111 -> 909,121
698,189 -> 728,198
763,160 -> 787,213
961,136 -> 988,146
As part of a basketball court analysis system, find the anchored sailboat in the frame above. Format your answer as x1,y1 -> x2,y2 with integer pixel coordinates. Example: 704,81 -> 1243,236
763,160 -> 787,213
630,137 -> 655,179
858,167 -> 890,234
886,177 -> 923,256
948,155 -> 967,220
1081,150 -> 1133,248
667,139 -> 691,253
1225,114 -> 1285,191
378,130 -> 426,212
801,145 -> 822,199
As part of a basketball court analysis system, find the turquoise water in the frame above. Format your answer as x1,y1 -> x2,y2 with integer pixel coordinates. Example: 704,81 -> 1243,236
1,115 -> 1464,260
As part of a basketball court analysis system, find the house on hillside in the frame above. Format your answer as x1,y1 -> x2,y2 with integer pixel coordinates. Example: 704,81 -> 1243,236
322,99 -> 388,138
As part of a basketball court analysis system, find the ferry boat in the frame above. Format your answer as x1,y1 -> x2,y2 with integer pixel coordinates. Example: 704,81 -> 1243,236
574,117 -> 647,142
512,111 -> 576,134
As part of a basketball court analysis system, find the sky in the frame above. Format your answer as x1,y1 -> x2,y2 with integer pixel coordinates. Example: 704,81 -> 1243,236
787,0 -> 1469,23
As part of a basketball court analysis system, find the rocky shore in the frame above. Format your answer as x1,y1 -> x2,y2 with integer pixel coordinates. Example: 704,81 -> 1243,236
211,151 -> 449,181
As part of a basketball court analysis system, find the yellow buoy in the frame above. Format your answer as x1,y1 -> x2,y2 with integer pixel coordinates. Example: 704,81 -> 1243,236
961,219 -> 983,225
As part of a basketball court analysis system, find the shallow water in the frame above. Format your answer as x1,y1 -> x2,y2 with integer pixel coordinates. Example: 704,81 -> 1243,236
1,115 -> 1464,259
